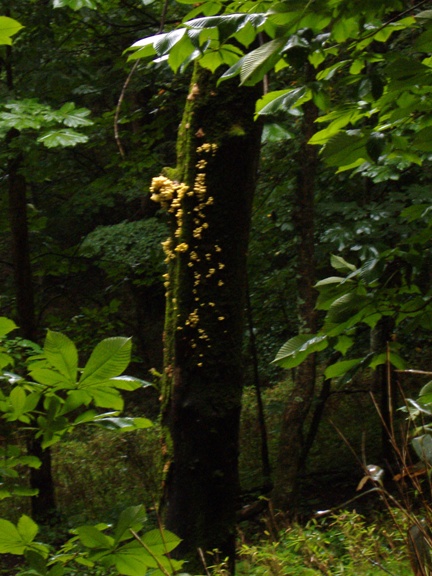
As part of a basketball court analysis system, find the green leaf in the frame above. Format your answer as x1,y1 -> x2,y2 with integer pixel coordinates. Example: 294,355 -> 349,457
57,103 -> 93,127
261,122 -> 294,142
60,389 -> 91,415
17,515 -> 38,545
114,505 -> 147,544
110,544 -> 158,575
76,526 -> 113,549
412,434 -> 432,465
0,317 -> 18,338
330,255 -> 356,274
256,87 -> 310,116
0,16 -> 24,46
273,334 -> 328,368
334,335 -> 353,355
44,330 -> 78,384
186,13 -> 266,38
154,29 -> 186,56
78,337 -> 132,388
239,38 -> 285,86
9,387 -> 27,418
322,131 -> 369,167
88,387 -> 124,410
331,17 -> 359,42
326,292 -> 370,325
37,129 -> 89,148
53,0 -> 99,9
29,368 -> 65,387
107,376 -> 152,391
324,358 -> 363,379
95,416 -> 153,432
141,529 -> 181,554
0,519 -> 26,554
369,351 -> 405,370
366,132 -> 386,162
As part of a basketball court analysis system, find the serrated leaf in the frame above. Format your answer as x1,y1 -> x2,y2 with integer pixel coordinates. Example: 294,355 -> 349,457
29,368 -> 66,386
327,292 -> 370,324
330,254 -> 356,273
17,515 -> 38,545
88,387 -> 124,410
0,519 -> 26,554
142,529 -> 181,554
79,337 -> 131,388
323,131 -> 369,167
239,38 -> 285,86
76,526 -> 113,549
44,330 -> 78,384
256,86 -> 309,116
114,505 -> 146,544
273,334 -> 328,368
37,129 -> 89,148
58,104 -> 92,127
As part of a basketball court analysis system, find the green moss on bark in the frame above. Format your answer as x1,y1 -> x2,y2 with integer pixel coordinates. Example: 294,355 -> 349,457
154,64 -> 262,570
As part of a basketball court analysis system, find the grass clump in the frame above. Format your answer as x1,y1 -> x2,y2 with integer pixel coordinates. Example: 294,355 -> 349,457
237,509 -> 411,576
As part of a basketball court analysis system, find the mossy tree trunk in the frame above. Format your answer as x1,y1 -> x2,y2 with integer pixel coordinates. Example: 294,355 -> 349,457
152,64 -> 261,571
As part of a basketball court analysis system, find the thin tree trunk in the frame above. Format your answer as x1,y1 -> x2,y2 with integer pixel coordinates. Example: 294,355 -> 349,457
272,96 -> 319,513
5,34 -> 56,521
7,130 -> 36,341
246,279 -> 271,484
158,64 -> 262,572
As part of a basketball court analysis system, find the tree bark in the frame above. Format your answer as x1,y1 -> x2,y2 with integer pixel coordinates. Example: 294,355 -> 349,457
7,130 -> 36,341
156,64 -> 262,571
272,98 -> 319,513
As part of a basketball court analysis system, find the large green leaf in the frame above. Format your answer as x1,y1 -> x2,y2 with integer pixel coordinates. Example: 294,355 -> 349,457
186,13 -> 266,37
87,387 -> 124,410
239,38 -> 285,86
44,330 -> 78,384
0,519 -> 27,554
114,505 -> 147,545
273,334 -> 328,369
109,544 -> 158,576
17,515 -> 38,545
76,525 -> 113,549
141,529 -> 181,555
322,131 -> 369,167
256,86 -> 310,116
0,16 -> 24,46
324,358 -> 363,379
57,102 -> 93,127
326,292 -> 370,324
78,337 -> 132,388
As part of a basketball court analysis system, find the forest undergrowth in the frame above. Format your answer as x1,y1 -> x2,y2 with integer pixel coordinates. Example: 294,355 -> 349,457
0,376 -> 426,576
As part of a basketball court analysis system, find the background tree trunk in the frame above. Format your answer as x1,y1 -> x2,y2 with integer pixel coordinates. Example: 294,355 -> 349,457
159,64 -> 262,571
272,98 -> 319,513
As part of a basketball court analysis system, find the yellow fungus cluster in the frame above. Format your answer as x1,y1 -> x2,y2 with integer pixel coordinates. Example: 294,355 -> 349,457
150,142 -> 228,369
